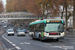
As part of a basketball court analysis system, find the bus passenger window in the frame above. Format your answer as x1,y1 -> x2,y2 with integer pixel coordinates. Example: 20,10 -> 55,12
35,24 -> 40,31
39,24 -> 44,31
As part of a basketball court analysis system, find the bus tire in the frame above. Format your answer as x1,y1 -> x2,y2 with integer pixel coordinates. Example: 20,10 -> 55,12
39,35 -> 42,41
32,35 -> 35,40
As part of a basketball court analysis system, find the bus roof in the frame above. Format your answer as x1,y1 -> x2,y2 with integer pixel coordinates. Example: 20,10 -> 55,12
29,19 -> 64,25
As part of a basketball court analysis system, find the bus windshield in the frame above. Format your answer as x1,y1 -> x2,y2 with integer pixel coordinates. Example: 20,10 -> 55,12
45,23 -> 64,32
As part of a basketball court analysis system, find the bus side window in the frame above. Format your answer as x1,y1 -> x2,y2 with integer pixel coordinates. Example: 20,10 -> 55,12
35,24 -> 40,31
39,23 -> 44,31
30,25 -> 34,32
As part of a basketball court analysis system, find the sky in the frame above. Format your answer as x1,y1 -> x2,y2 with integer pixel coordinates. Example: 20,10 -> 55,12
2,0 -> 6,6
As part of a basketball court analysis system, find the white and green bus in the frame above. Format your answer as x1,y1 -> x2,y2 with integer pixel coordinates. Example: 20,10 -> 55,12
29,19 -> 65,41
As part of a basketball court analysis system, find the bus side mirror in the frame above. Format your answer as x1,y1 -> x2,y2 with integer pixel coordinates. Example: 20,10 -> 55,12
63,23 -> 65,25
63,22 -> 65,25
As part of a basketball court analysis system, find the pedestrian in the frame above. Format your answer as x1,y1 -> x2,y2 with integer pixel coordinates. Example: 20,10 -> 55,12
66,28 -> 69,31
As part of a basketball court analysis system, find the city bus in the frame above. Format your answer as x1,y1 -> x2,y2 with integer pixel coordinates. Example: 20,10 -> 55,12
29,19 -> 65,41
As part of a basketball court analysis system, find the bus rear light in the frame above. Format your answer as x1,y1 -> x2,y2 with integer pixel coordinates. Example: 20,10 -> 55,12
50,33 -> 57,35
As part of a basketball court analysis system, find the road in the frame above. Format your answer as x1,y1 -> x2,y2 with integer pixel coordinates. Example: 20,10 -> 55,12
0,33 -> 75,50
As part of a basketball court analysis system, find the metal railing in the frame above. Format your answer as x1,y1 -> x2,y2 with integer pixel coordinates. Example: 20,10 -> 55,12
0,12 -> 38,19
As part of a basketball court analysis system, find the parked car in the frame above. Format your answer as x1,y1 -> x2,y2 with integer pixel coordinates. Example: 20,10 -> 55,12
17,30 -> 25,36
7,29 -> 14,36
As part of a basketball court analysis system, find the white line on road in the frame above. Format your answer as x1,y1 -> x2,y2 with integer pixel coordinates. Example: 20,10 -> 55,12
12,44 -> 16,46
9,42 -> 13,44
20,42 -> 30,44
44,43 -> 51,46
24,42 -> 30,44
15,46 -> 21,50
2,34 -> 21,50
8,48 -> 15,50
20,43 -> 24,44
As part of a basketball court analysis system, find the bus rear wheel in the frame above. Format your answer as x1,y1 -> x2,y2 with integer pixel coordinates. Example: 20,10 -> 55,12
32,35 -> 35,40
39,35 -> 43,41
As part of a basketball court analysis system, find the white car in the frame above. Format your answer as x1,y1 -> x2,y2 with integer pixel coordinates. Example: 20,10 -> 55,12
4,25 -> 7,28
7,29 -> 14,36
17,30 -> 25,36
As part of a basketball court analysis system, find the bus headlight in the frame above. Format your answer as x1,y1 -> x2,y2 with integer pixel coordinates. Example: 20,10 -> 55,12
44,33 -> 48,36
63,32 -> 65,35
44,33 -> 45,35
61,32 -> 65,36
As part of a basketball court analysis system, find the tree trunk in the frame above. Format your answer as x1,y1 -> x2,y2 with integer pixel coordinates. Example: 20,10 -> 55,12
61,6 -> 64,19
73,0 -> 75,29
65,0 -> 68,28
46,10 -> 48,19
45,4 -> 48,19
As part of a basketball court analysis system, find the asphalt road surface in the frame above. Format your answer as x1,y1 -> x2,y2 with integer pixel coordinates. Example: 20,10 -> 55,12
0,33 -> 75,50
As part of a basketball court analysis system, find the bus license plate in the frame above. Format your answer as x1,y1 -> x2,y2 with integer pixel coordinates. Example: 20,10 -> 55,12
53,37 -> 57,39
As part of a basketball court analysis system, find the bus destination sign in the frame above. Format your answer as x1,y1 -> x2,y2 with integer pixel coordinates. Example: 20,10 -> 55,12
47,20 -> 62,23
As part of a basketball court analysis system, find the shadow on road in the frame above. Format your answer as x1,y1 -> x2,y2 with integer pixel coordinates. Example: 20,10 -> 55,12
30,38 -> 64,43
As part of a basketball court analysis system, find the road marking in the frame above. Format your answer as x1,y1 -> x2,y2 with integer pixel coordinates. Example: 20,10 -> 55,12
44,43 -> 51,46
2,34 -> 21,50
12,44 -> 16,46
8,49 -> 11,50
20,42 -> 30,44
15,46 -> 21,50
9,42 -> 13,44
8,48 -> 15,50
11,48 -> 15,50
20,43 -> 24,44
50,45 -> 74,50
24,42 -> 30,44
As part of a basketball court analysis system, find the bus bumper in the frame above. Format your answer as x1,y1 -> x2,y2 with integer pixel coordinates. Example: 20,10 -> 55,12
42,36 -> 64,40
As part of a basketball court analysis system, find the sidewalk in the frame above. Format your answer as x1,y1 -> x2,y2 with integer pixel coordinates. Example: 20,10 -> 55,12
0,41 -> 4,50
0,30 -> 4,35
0,30 -> 5,50
65,35 -> 75,38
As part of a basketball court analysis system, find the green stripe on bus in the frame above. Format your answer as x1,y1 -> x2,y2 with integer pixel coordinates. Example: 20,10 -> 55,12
41,31 -> 44,37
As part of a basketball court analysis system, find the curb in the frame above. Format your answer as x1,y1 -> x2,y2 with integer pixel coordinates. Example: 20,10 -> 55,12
0,30 -> 7,50
65,35 -> 75,38
0,41 -> 7,50
0,41 -> 5,50
0,31 -> 4,35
